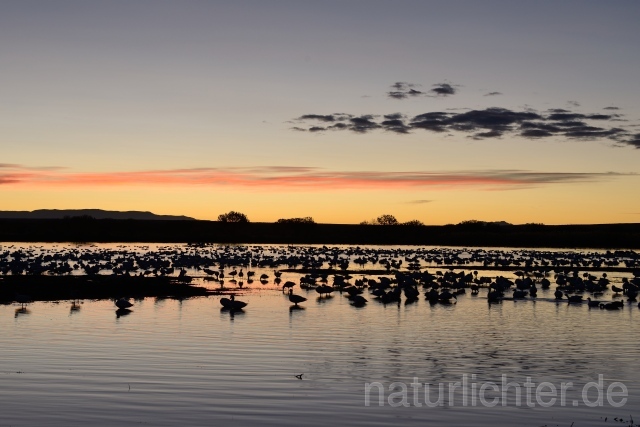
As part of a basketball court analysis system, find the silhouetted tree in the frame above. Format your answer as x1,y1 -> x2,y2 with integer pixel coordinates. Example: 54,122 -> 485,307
217,211 -> 249,223
276,217 -> 316,224
375,214 -> 399,225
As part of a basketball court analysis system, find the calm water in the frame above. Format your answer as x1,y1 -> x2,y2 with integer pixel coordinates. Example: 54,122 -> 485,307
1,244 -> 639,426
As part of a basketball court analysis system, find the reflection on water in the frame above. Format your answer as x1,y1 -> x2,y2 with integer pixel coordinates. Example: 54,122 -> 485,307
115,308 -> 132,318
1,243 -> 639,426
70,301 -> 81,314
14,306 -> 30,318
1,290 -> 639,427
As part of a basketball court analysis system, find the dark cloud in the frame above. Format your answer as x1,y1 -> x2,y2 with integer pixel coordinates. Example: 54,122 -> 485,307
413,112 -> 450,121
430,83 -> 456,96
293,103 -> 637,146
387,81 -> 458,99
603,106 -> 620,110
387,82 -> 423,99
388,91 -> 409,99
563,127 -> 624,139
587,114 -> 615,120
384,113 -> 405,120
567,100 -> 581,107
472,130 -> 503,139
410,112 -> 450,133
298,114 -> 336,122
328,122 -> 349,130
381,119 -> 411,134
407,199 -> 433,204
350,115 -> 381,133
547,112 -> 616,121
484,92 -> 502,96
391,82 -> 414,90
521,129 -> 554,138
447,108 -> 541,132
626,134 -> 640,148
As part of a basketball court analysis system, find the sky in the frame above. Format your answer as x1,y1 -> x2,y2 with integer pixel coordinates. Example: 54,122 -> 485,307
2,0 -> 640,224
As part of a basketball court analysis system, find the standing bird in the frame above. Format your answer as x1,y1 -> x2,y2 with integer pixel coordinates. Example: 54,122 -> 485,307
288,289 -> 307,307
15,293 -> 31,308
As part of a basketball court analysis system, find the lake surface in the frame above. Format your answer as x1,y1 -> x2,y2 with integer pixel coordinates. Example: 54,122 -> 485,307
1,243 -> 639,426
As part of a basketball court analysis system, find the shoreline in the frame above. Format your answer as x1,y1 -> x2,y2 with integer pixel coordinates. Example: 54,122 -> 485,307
1,219 -> 640,249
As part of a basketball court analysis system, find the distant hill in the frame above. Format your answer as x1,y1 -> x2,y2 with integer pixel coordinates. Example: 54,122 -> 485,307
0,209 -> 195,221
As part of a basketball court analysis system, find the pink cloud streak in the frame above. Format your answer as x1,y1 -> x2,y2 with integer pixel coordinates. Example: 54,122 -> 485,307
0,165 -> 627,191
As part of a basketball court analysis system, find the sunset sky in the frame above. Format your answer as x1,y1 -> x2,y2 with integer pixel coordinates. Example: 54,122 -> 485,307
2,0 -> 639,224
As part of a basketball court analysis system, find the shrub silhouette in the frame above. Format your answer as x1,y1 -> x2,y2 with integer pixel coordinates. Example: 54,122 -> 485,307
217,211 -> 249,223
375,214 -> 399,225
276,217 -> 316,224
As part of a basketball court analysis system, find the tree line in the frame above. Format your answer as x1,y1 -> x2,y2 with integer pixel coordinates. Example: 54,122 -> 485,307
217,211 -> 425,225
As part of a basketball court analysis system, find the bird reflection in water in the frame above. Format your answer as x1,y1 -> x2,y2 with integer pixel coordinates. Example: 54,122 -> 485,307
14,307 -> 31,318
70,300 -> 81,314
13,293 -> 32,318
116,308 -> 133,318
222,307 -> 245,321
289,305 -> 305,313
316,295 -> 333,304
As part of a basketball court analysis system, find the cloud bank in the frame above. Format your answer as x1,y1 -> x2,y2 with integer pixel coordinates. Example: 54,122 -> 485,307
293,106 -> 640,147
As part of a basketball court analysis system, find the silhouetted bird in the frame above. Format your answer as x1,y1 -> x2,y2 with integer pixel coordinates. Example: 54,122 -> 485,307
288,289 -> 307,307
220,295 -> 247,310
15,293 -> 31,308
115,297 -> 133,309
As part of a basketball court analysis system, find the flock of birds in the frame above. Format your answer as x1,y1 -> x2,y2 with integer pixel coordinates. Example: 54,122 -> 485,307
2,243 -> 640,316
2,244 -> 639,277
215,267 -> 640,312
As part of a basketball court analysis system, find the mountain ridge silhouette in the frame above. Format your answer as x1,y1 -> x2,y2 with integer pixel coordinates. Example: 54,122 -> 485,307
0,209 -> 195,221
